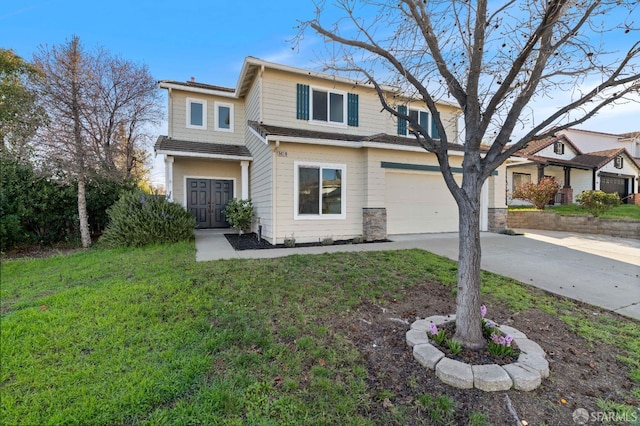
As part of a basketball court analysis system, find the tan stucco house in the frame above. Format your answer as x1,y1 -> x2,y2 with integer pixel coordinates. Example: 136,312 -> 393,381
155,57 -> 508,244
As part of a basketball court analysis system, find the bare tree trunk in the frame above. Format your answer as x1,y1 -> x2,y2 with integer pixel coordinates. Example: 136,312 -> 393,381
453,180 -> 484,349
77,177 -> 91,248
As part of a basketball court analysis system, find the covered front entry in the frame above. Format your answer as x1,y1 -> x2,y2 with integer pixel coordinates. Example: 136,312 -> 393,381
385,171 -> 459,234
600,175 -> 628,202
187,178 -> 234,228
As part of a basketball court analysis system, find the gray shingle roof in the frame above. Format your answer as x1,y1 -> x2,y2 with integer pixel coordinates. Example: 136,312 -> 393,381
248,121 -> 466,151
154,136 -> 252,158
158,80 -> 235,93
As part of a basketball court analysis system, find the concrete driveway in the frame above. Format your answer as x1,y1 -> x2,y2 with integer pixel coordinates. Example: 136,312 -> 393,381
195,229 -> 640,321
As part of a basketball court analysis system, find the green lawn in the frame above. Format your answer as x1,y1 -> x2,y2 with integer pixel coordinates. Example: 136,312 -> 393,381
509,203 -> 640,220
1,243 -> 638,424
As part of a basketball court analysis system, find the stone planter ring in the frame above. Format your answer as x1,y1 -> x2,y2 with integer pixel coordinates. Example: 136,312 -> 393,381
406,315 -> 548,391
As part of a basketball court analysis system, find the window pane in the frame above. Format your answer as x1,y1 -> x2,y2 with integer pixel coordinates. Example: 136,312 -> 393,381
190,102 -> 203,126
512,173 -> 531,191
322,168 -> 342,214
419,111 -> 429,134
329,93 -> 344,123
299,167 -> 320,214
218,106 -> 230,129
409,110 -> 418,131
312,90 -> 328,121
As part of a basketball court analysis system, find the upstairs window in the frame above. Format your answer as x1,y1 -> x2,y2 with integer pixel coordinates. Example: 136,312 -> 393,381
312,88 -> 345,124
215,102 -> 234,132
296,84 -> 358,127
614,155 -> 623,169
397,106 -> 441,139
553,141 -> 565,155
409,109 -> 430,135
187,98 -> 207,129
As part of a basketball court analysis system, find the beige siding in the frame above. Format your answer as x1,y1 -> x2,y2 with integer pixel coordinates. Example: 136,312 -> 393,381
245,76 -> 274,240
246,133 -> 273,240
260,68 -> 460,142
169,90 -> 246,144
246,74 -> 261,122
272,142 -> 366,244
489,165 -> 508,209
172,158 -> 244,207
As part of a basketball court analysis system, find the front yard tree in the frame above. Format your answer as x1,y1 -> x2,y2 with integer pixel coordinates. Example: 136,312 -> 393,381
0,49 -> 45,161
301,0 -> 640,348
33,36 -> 162,248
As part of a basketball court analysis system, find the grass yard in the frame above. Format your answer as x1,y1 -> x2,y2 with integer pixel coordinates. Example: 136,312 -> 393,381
1,243 -> 639,425
509,203 -> 640,220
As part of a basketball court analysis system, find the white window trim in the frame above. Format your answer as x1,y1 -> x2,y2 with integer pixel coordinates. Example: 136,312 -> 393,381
214,101 -> 234,133
294,161 -> 346,220
309,86 -> 348,127
404,107 -> 431,137
186,97 -> 207,129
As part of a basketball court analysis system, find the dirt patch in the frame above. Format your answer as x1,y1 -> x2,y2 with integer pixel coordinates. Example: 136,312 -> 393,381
224,232 -> 389,251
327,283 -> 637,425
1,245 -> 82,260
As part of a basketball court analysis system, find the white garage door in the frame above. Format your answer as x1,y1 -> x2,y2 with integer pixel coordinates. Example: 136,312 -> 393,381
385,171 -> 460,234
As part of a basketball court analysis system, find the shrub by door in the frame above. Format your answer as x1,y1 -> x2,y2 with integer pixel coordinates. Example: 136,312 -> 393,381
187,179 -> 233,228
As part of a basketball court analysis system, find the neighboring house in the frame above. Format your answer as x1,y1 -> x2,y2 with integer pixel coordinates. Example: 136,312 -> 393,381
506,132 -> 640,205
155,57 -> 508,244
558,128 -> 640,160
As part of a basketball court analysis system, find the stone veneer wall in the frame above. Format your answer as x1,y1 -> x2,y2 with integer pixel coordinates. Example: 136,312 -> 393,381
507,210 -> 640,239
488,208 -> 508,232
363,208 -> 387,241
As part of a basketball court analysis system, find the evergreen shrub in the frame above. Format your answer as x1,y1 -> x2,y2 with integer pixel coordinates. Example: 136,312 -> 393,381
100,191 -> 195,247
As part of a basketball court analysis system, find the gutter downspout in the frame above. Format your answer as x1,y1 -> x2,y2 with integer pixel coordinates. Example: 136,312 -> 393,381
592,168 -> 597,190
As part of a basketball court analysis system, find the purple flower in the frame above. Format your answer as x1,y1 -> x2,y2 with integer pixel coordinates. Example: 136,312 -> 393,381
480,305 -> 487,318
498,336 -> 507,345
485,320 -> 494,328
505,335 -> 514,346
491,333 -> 501,344
429,323 -> 438,335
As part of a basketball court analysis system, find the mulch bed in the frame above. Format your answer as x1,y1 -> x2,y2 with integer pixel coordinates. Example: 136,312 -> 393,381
431,321 -> 521,366
224,232 -> 390,251
327,284 -> 638,425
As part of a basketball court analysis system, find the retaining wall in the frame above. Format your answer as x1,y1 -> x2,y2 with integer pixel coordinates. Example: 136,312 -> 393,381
507,210 -> 640,239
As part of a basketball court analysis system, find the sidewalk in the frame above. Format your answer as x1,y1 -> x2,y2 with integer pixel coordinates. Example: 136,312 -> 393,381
195,229 -> 640,321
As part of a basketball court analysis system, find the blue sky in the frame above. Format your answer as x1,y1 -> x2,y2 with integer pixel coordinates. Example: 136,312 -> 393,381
2,0 -> 639,183
1,0 -> 324,182
1,0 -> 320,86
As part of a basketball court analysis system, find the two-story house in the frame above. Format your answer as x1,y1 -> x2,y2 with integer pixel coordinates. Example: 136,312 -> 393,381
506,132 -> 640,205
155,57 -> 508,244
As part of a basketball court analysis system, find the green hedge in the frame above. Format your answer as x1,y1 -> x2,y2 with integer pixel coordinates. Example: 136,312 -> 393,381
1,155 -> 135,250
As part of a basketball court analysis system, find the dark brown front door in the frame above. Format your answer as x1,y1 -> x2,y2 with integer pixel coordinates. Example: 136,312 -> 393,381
187,178 -> 233,228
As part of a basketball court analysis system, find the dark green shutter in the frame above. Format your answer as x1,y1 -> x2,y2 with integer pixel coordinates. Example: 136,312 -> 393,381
296,84 -> 309,120
397,105 -> 407,135
347,93 -> 359,127
431,112 -> 441,139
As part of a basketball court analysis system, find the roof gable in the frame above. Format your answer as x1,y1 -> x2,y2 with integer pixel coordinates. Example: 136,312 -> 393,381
515,135 -> 582,157
573,148 -> 640,171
